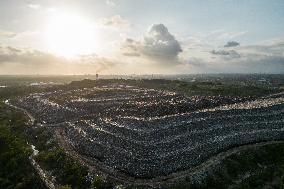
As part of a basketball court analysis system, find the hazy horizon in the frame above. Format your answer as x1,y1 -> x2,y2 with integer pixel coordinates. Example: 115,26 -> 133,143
0,73 -> 283,76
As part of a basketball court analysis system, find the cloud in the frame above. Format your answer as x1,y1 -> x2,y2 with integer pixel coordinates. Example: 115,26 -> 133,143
27,4 -> 41,10
98,15 -> 130,30
224,41 -> 240,47
218,31 -> 247,40
237,40 -> 284,56
0,46 -> 64,65
205,39 -> 284,73
106,0 -> 116,6
121,38 -> 141,57
0,30 -> 17,38
206,29 -> 247,41
225,54 -> 284,73
122,24 -> 182,62
78,54 -> 116,73
210,49 -> 241,58
235,40 -> 284,68
122,52 -> 141,57
0,46 -> 119,74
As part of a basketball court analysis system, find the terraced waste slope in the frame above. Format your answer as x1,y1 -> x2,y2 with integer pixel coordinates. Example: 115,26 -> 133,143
13,86 -> 284,178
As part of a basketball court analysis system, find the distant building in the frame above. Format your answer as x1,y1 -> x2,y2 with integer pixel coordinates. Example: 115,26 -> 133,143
257,78 -> 271,86
96,73 -> 99,80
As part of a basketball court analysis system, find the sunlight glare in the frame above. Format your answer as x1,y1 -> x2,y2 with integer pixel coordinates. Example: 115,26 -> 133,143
45,12 -> 97,58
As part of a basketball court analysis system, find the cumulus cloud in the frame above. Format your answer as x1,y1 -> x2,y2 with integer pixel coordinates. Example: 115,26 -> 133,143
224,41 -> 240,47
121,38 -> 141,57
122,24 -> 182,62
98,15 -> 130,30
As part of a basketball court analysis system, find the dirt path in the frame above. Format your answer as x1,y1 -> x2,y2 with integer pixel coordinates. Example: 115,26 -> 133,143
29,146 -> 56,189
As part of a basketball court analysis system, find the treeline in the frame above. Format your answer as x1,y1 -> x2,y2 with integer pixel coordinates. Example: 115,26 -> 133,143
0,86 -> 44,100
69,79 -> 281,97
0,79 -> 281,101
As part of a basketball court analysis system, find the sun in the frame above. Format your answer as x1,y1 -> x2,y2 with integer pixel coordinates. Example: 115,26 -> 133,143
45,12 -> 98,58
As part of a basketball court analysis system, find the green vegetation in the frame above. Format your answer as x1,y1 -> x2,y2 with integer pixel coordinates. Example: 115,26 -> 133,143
0,86 -> 40,100
70,79 -> 282,97
37,149 -> 90,188
0,124 -> 42,189
0,103 -> 45,189
0,102 -> 111,189
140,79 -> 278,97
0,77 -> 282,100
171,143 -> 284,189
29,126 -> 112,189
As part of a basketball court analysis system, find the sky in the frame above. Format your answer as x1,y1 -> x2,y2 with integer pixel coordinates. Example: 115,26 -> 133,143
0,0 -> 284,75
